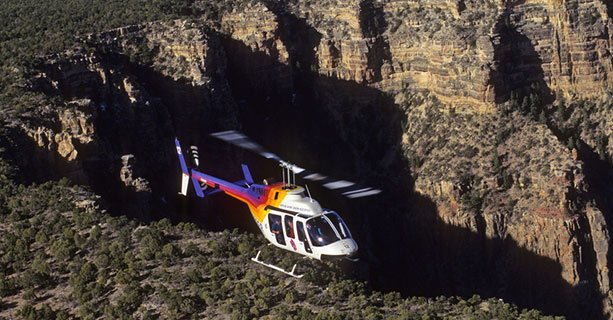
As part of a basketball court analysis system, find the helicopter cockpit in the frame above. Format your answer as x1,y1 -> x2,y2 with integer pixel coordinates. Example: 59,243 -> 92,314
306,212 -> 352,247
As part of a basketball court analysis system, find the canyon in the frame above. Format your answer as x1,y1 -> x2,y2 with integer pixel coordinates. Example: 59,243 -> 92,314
1,0 -> 611,318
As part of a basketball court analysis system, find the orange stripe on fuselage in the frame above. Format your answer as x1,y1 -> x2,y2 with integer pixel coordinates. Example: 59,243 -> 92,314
251,184 -> 288,222
205,180 -> 287,223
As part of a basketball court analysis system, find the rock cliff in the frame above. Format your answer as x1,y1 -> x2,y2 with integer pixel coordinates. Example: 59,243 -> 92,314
3,1 -> 612,318
6,21 -> 239,216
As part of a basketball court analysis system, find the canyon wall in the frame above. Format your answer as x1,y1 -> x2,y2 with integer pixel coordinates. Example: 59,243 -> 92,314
211,3 -> 611,317
280,0 -> 611,111
4,1 -> 612,318
7,21 -> 240,218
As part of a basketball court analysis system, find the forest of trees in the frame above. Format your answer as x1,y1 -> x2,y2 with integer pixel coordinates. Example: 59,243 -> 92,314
0,0 -> 201,117
0,0 -> 198,65
0,166 -> 563,318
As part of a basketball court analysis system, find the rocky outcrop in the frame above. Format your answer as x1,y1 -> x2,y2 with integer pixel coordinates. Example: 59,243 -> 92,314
119,154 -> 152,218
401,97 -> 608,317
8,21 -> 240,217
28,101 -> 96,162
587,203 -> 613,316
217,2 -> 293,97
8,99 -> 97,183
119,154 -> 150,192
4,2 -> 611,318
221,0 -> 611,112
514,1 -> 612,98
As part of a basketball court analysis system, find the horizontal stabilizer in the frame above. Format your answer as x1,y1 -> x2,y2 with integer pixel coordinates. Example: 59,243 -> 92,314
205,189 -> 223,196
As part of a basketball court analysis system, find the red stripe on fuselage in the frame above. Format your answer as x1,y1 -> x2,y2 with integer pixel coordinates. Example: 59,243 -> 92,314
190,170 -> 286,221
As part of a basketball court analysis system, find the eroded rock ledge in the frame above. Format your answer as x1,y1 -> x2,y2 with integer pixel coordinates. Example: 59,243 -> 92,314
3,1 -> 612,319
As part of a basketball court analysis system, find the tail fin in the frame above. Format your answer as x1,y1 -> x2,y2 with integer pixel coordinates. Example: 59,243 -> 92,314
175,138 -> 191,196
241,164 -> 254,184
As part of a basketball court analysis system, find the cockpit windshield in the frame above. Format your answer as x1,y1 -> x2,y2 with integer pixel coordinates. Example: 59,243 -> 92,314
305,212 -> 351,246
306,215 -> 340,247
324,212 -> 351,239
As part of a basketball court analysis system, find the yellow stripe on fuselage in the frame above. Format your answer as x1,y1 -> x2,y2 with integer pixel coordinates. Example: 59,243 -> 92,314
251,185 -> 288,222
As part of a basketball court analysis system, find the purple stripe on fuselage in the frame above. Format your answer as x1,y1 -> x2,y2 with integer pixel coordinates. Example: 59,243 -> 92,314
190,170 -> 262,206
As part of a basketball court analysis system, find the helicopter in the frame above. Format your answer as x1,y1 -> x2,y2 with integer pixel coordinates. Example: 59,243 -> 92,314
175,130 -> 381,277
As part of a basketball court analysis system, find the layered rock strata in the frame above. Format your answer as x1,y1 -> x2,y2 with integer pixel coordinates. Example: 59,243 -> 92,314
4,1 -> 612,318
7,21 -> 239,215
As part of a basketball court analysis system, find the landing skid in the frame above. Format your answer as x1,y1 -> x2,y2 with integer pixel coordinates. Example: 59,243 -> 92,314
251,250 -> 304,278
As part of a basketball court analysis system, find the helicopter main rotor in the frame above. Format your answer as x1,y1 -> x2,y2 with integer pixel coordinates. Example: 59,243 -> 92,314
210,130 -> 381,199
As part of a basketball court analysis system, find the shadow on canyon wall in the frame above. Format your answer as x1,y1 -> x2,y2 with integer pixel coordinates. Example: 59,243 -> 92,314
214,7 -> 602,317
6,11 -> 608,320
492,11 -> 554,105
218,19 -> 604,319
494,9 -> 612,317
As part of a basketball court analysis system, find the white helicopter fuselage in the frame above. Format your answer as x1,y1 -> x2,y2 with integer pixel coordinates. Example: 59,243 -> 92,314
255,186 -> 358,261
175,137 -> 362,277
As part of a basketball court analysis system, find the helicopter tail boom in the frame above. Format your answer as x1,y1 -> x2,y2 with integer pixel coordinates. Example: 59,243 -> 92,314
175,138 -> 255,202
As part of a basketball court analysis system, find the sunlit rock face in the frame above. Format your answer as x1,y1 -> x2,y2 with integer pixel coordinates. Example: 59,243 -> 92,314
5,1 -> 612,318
7,21 -> 239,216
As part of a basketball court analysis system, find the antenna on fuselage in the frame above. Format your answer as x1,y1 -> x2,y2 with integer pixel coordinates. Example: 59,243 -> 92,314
305,184 -> 313,202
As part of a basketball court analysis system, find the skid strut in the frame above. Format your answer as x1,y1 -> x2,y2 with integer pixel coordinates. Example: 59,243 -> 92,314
251,250 -> 304,278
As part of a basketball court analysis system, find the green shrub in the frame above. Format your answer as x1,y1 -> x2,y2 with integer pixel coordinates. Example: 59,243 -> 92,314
18,303 -> 56,320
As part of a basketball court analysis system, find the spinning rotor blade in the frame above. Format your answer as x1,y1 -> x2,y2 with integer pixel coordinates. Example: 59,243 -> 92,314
300,172 -> 382,198
211,130 -> 305,173
211,131 -> 281,161
210,130 -> 381,198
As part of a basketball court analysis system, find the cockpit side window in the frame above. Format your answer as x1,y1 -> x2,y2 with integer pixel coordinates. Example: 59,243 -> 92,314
306,216 -> 340,247
297,221 -> 312,253
268,214 -> 285,245
324,213 -> 351,239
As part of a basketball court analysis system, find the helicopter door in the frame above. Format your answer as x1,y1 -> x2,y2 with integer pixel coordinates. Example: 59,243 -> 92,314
296,221 -> 312,253
268,214 -> 286,245
284,216 -> 298,252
